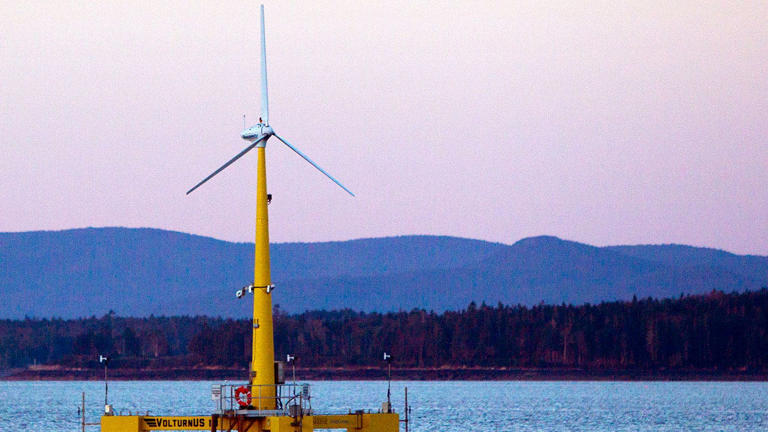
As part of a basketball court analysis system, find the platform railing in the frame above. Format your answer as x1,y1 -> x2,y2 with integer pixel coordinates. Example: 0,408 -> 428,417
212,383 -> 311,417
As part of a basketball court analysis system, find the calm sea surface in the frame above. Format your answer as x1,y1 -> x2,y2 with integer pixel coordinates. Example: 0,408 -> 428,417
1,380 -> 767,431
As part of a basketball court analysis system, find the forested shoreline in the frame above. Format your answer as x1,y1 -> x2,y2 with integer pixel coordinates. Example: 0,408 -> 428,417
2,289 -> 768,377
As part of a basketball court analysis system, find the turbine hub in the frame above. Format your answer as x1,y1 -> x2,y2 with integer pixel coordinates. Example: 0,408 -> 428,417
241,123 -> 274,142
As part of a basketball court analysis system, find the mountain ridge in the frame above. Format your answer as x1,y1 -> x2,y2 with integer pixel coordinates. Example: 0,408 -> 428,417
1,227 -> 766,318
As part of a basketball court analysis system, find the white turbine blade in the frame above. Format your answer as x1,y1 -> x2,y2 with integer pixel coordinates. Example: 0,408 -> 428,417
260,4 -> 269,124
186,136 -> 267,195
274,133 -> 355,197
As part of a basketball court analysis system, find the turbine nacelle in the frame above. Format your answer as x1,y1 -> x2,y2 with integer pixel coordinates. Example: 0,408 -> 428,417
241,123 -> 273,142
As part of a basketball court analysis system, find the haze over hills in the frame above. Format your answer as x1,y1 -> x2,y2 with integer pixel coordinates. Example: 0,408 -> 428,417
1,228 -> 766,319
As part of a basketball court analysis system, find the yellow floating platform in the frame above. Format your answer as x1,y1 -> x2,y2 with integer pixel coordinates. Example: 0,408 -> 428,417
102,413 -> 399,432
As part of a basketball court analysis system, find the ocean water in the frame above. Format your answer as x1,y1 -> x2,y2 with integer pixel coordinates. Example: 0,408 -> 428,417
1,380 -> 767,431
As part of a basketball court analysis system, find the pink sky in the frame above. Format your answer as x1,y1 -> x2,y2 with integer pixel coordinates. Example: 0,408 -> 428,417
1,1 -> 767,254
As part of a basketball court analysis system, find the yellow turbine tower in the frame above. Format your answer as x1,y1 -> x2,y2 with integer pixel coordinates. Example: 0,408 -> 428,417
185,3 -> 355,413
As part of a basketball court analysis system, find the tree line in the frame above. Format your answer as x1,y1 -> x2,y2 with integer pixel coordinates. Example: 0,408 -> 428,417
2,289 -> 767,371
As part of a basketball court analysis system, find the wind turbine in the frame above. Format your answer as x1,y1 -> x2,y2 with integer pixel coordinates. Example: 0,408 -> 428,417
186,4 -> 353,410
186,6 -> 354,197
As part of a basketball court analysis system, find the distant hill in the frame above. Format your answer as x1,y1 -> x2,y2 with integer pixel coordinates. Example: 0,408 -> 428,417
1,228 -> 766,318
605,244 -> 768,283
